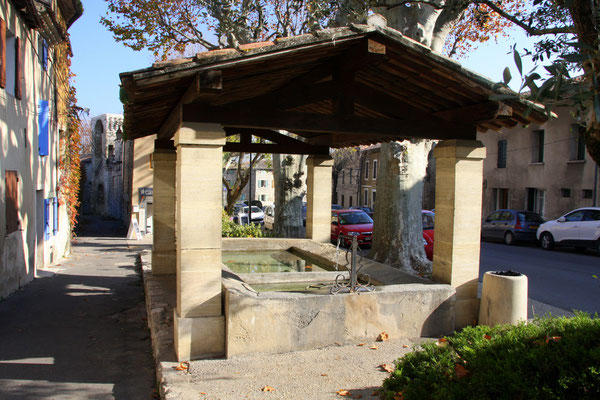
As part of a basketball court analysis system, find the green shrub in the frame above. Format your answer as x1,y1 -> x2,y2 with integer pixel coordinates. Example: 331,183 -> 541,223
382,313 -> 600,400
222,211 -> 264,238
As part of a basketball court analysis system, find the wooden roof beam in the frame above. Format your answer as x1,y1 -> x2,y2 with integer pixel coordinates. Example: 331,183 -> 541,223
433,101 -> 513,124
157,71 -> 222,139
182,103 -> 476,140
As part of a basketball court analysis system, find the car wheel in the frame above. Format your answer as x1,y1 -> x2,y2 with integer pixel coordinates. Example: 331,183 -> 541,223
596,239 -> 600,257
504,231 -> 515,246
575,246 -> 586,253
540,232 -> 554,250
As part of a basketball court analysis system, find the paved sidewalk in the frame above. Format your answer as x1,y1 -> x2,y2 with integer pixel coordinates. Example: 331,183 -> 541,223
0,229 -> 155,399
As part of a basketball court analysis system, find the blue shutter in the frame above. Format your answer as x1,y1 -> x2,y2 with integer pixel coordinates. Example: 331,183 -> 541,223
52,197 -> 58,235
42,40 -> 48,70
38,100 -> 49,156
44,198 -> 50,240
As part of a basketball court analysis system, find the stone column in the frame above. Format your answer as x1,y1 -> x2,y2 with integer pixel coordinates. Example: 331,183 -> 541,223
152,140 -> 176,274
306,155 -> 333,242
432,140 -> 486,329
173,123 -> 225,361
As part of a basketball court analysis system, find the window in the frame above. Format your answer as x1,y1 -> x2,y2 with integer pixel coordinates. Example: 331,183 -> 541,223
364,189 -> 368,206
5,171 -> 19,233
52,197 -> 58,235
0,18 -> 6,88
560,188 -> 571,198
38,100 -> 49,156
570,125 -> 586,161
532,130 -> 544,163
259,180 -> 267,188
39,37 -> 48,70
349,196 -> 353,207
259,194 -> 267,202
44,198 -> 51,240
365,161 -> 369,180
583,189 -> 593,199
373,160 -> 378,180
526,188 -> 545,216
4,29 -> 17,96
341,195 -> 345,207
349,168 -> 353,184
372,190 -> 376,207
492,188 -> 509,210
341,170 -> 345,184
497,140 -> 507,168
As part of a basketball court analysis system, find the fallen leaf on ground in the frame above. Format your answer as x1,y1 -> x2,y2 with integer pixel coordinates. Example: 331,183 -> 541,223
357,343 -> 366,346
379,364 -> 395,373
484,334 -> 491,340
321,373 -> 328,376
336,389 -> 351,396
173,362 -> 189,371
546,336 -> 562,343
370,345 -> 379,350
402,344 -> 409,348
261,386 -> 276,392
454,363 -> 469,379
377,332 -> 389,342
436,338 -> 448,347
394,391 -> 404,400
371,390 -> 380,396
200,392 -> 206,395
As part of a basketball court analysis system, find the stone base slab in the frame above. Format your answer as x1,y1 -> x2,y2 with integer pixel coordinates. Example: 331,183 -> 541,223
174,312 -> 225,361
454,297 -> 481,329
151,250 -> 176,274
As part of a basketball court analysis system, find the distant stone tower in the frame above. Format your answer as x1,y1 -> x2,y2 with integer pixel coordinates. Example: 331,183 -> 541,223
88,114 -> 125,220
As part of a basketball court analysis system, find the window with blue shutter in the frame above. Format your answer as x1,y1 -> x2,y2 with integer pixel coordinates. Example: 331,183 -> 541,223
44,198 -> 50,240
52,197 -> 58,235
41,39 -> 48,71
38,100 -> 49,156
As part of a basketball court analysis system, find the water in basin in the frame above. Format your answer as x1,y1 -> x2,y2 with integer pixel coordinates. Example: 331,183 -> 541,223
222,250 -> 330,274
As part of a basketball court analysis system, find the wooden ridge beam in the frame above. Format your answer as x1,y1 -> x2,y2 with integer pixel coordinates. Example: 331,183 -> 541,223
433,101 -> 512,124
223,142 -> 329,155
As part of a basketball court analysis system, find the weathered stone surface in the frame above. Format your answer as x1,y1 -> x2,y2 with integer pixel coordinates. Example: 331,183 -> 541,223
432,139 -> 486,329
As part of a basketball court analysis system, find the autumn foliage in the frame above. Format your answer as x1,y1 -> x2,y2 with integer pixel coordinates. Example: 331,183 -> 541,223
59,84 -> 82,231
382,313 -> 600,399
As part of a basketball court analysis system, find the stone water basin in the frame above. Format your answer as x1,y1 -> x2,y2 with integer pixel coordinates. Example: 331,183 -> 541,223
222,238 -> 456,357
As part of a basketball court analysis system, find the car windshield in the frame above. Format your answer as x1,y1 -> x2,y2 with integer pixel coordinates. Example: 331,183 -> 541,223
338,212 -> 372,225
242,206 -> 262,214
422,213 -> 434,229
518,212 -> 544,223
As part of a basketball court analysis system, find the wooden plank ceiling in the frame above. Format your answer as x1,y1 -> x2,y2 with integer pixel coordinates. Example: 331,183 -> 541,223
120,25 -> 548,153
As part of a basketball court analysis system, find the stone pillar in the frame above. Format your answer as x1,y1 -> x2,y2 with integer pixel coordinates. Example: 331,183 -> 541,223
306,155 -> 333,242
152,140 -> 176,274
432,140 -> 486,329
173,123 -> 225,361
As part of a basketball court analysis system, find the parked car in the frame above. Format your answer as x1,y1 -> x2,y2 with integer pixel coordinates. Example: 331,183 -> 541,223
331,209 -> 373,246
422,210 -> 435,261
331,204 -> 343,210
537,207 -> 600,254
263,204 -> 275,230
351,206 -> 374,218
233,206 -> 264,225
244,200 -> 263,209
482,209 -> 544,245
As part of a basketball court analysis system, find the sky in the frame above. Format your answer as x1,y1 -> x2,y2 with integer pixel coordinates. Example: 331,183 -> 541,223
69,1 -> 543,119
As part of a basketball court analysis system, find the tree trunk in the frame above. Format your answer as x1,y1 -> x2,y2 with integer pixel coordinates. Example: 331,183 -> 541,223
368,140 -> 433,275
273,154 -> 307,237
568,1 -> 600,166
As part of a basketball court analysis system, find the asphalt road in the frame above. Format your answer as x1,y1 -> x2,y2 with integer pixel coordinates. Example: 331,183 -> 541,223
480,241 -> 600,315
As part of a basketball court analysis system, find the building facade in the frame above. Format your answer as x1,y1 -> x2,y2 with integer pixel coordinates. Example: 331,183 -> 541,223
0,0 -> 82,298
223,159 -> 275,206
81,114 -> 126,220
479,107 -> 599,220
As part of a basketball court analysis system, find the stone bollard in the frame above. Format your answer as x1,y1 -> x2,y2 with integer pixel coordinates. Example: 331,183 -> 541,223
479,270 -> 528,326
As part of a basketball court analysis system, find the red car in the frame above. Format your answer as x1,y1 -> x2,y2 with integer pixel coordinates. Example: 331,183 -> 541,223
422,210 -> 435,261
331,209 -> 373,246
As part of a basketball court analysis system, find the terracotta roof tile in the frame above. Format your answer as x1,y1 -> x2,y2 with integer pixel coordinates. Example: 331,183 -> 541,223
194,48 -> 239,61
238,41 -> 275,51
152,57 -> 194,68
